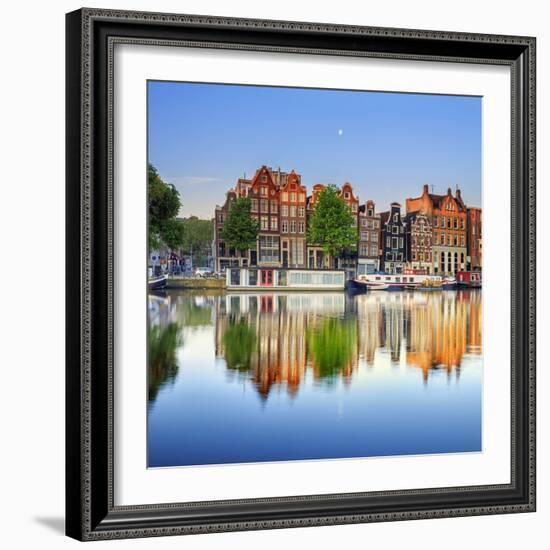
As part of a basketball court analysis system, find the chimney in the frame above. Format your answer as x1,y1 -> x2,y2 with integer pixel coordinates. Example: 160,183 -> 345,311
423,184 -> 429,195
456,187 -> 462,199
447,187 -> 452,196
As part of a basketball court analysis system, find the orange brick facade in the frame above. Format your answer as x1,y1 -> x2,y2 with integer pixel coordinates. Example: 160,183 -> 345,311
214,168 -> 481,276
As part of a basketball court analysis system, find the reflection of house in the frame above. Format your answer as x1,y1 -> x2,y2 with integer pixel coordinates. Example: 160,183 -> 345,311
214,289 -> 482,392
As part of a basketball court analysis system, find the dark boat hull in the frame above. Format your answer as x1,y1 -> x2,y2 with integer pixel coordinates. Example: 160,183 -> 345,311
148,275 -> 167,291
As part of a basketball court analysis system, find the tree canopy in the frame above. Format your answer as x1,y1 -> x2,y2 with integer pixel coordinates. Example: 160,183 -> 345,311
179,216 -> 214,265
148,163 -> 183,250
219,197 -> 259,252
307,184 -> 357,259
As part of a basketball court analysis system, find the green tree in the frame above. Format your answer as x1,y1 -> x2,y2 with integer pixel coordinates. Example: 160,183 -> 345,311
180,216 -> 214,265
307,184 -> 357,262
220,197 -> 259,253
148,164 -> 183,250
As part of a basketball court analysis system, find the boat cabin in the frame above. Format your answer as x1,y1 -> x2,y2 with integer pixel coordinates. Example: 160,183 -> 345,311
226,268 -> 346,290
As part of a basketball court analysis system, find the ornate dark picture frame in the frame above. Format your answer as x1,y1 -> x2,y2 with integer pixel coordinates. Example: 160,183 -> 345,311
66,8 -> 536,541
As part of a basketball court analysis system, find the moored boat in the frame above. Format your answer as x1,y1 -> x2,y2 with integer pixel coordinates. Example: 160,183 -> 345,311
456,271 -> 482,288
352,273 -> 443,291
148,274 -> 168,291
442,276 -> 458,290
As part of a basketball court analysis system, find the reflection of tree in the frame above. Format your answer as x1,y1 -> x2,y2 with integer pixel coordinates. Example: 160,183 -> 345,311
307,318 -> 357,383
148,323 -> 182,402
223,317 -> 256,372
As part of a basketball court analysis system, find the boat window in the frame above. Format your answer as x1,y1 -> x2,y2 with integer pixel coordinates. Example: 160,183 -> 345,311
410,277 -> 414,282
375,276 -> 381,281
385,276 -> 391,281
395,277 -> 400,283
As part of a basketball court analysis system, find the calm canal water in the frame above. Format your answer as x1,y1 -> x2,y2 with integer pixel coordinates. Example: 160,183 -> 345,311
147,289 -> 482,467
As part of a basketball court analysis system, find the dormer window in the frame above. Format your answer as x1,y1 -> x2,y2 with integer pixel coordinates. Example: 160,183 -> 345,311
261,175 -> 267,182
393,214 -> 398,222
368,209 -> 373,217
344,192 -> 350,199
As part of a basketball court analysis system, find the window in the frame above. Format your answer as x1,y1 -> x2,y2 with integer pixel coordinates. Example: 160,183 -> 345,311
461,236 -> 465,247
371,244 -> 378,256
290,221 -> 296,233
441,234 -> 445,245
392,226 -> 398,234
368,209 -> 373,217
281,205 -> 288,217
360,243 -> 369,256
298,193 -> 305,203
412,251 -> 417,260
374,220 -> 379,228
392,237 -> 399,249
260,216 -> 269,230
448,218 -> 452,229
282,192 -> 288,202
271,217 -> 278,231
261,175 -> 267,182
442,216 -> 446,228
454,236 -> 458,246
454,218 -> 458,229
367,220 -> 373,229
352,203 -> 358,212
399,237 -> 404,249
290,192 -> 297,202
298,206 -> 305,217
290,206 -> 297,217
260,186 -> 268,196
344,192 -> 350,199
270,200 -> 278,213
360,231 -> 368,241
386,237 -> 390,248
260,199 -> 268,213
259,235 -> 280,262
394,213 -> 398,222
251,199 -> 258,212
434,217 -> 439,227
362,218 -> 368,227
298,221 -> 305,234
461,219 -> 465,230
281,220 -> 288,233
434,234 -> 439,245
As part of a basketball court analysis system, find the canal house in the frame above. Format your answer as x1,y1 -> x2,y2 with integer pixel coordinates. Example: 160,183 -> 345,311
380,202 -> 406,274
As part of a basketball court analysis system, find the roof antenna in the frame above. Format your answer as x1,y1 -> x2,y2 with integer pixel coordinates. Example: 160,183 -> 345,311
430,185 -> 435,194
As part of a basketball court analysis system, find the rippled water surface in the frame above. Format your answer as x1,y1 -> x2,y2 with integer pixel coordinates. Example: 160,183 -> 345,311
147,290 -> 482,467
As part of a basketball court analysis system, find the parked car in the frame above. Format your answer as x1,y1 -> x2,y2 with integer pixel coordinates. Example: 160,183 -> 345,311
194,267 -> 214,277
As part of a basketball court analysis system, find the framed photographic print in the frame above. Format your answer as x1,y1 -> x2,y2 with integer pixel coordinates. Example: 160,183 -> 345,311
66,8 -> 536,541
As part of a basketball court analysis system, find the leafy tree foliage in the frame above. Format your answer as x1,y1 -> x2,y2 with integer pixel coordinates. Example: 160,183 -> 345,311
307,184 -> 357,260
220,197 -> 259,252
179,216 -> 214,265
148,164 -> 183,249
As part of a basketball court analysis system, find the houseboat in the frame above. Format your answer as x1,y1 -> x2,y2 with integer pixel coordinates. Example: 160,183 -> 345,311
456,271 -> 482,288
226,267 -> 346,291
352,273 -> 443,291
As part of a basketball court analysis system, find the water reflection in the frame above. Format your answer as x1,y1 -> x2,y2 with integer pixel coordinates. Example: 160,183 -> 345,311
147,290 -> 482,466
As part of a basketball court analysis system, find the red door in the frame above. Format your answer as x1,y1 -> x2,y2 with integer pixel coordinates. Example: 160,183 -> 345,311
260,269 -> 274,286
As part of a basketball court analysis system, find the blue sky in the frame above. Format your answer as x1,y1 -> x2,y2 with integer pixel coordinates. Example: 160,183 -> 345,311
148,81 -> 481,219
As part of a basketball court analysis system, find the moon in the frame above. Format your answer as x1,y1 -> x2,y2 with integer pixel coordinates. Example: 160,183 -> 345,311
338,129 -> 343,136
